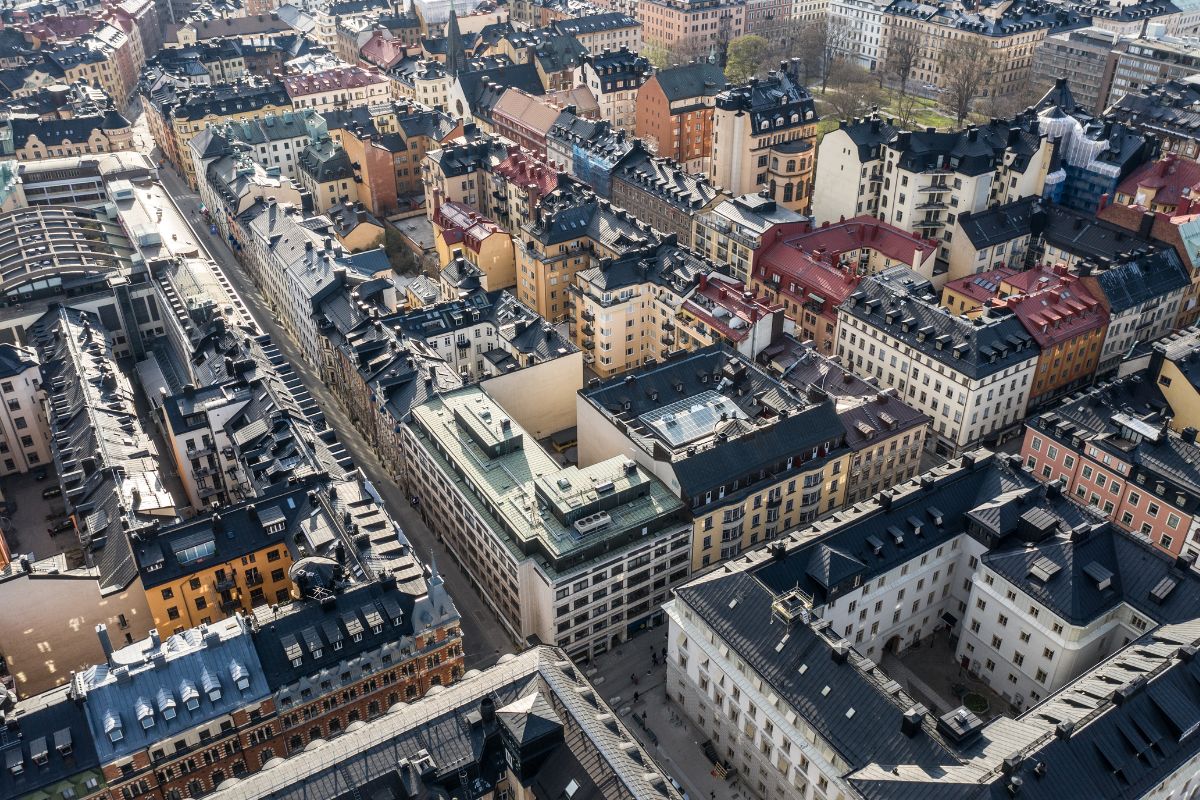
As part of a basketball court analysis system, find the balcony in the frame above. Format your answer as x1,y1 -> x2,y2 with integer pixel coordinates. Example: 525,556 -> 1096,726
215,576 -> 236,592
582,339 -> 595,349
581,309 -> 595,322
220,598 -> 241,613
582,324 -> 595,337
187,442 -> 215,459
916,201 -> 947,210
661,335 -> 675,346
198,484 -> 221,499
915,183 -> 948,193
456,339 -> 470,350
245,572 -> 264,587
662,320 -> 675,332
766,496 -> 782,509
194,464 -> 218,478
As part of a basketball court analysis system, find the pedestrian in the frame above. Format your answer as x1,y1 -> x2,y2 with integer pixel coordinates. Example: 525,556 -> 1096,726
652,653 -> 658,666
662,646 -> 667,659
634,691 -> 639,703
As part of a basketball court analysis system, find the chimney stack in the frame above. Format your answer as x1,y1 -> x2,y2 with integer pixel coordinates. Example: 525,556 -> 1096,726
96,624 -> 114,665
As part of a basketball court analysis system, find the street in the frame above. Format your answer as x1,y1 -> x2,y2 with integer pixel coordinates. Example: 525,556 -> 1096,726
150,152 -> 515,670
589,626 -> 748,800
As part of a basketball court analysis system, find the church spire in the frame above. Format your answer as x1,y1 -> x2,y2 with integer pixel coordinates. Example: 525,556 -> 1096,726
445,0 -> 463,78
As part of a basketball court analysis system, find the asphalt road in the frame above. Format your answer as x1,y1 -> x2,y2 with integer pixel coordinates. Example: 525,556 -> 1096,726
153,163 -> 516,670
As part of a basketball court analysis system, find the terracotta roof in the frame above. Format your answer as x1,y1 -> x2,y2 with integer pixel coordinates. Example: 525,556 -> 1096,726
943,267 -> 1019,304
491,88 -> 561,136
756,241 -> 859,319
1117,154 -> 1200,211
282,65 -> 387,97
681,276 -> 780,343
781,215 -> 935,267
997,275 -> 1108,348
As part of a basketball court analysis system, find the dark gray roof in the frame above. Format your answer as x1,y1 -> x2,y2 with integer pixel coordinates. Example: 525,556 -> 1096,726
581,345 -> 845,501
984,524 -> 1200,626
1090,248 -> 1191,313
842,267 -> 1038,379
651,62 -> 726,102
549,11 -> 638,35
0,685 -> 100,799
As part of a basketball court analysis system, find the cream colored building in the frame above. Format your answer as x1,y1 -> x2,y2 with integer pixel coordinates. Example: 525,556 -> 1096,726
282,65 -> 392,113
711,66 -> 818,213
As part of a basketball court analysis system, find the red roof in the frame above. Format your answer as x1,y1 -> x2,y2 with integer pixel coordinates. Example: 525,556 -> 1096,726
682,276 -> 780,343
944,267 -> 1019,304
999,276 -> 1107,348
359,29 -> 409,70
435,201 -> 504,252
780,215 -> 936,267
756,239 -> 859,318
492,148 -> 557,195
1116,155 -> 1200,212
282,66 -> 388,97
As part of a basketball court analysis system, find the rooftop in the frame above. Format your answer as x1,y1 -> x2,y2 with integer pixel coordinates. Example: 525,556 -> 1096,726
410,387 -> 686,576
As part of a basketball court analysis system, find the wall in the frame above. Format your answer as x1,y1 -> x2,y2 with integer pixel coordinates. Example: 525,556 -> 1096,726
0,572 -> 153,698
481,350 -> 583,439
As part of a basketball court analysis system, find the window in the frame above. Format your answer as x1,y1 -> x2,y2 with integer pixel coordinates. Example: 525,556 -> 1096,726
1042,648 -> 1055,660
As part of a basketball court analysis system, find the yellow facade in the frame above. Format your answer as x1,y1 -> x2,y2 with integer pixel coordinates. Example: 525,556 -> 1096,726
145,546 -> 295,635
173,99 -> 294,187
689,453 -> 852,570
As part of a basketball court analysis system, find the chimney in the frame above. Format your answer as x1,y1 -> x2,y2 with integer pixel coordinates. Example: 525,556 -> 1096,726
149,629 -> 161,648
96,624 -> 114,665
1098,193 -> 1109,213
1138,211 -> 1155,240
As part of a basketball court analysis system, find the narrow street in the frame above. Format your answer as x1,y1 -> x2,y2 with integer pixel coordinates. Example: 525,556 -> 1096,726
152,159 -> 515,670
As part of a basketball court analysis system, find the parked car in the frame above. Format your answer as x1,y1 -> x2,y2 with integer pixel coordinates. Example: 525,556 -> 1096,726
33,469 -> 47,481
41,486 -> 62,499
48,519 -> 73,535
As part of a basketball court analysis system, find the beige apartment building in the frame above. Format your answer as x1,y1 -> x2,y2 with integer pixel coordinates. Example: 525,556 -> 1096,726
282,65 -> 392,113
711,64 -> 818,213
636,0 -> 744,53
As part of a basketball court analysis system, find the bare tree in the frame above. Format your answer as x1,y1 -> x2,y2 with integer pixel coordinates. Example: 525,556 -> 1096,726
883,32 -> 921,96
818,17 -> 854,93
823,62 -> 883,119
893,91 -> 922,129
939,37 -> 996,126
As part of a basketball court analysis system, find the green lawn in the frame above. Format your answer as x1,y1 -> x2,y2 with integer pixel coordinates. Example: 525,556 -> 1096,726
814,86 -> 961,140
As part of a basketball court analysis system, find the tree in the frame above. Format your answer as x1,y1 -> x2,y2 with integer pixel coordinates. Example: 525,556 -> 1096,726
939,37 -> 996,126
384,225 -> 419,274
893,91 -> 922,130
823,62 -> 883,120
725,35 -> 770,83
883,32 -> 921,96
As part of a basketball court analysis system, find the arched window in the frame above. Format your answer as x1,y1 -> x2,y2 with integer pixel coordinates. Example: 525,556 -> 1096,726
289,735 -> 302,752
783,183 -> 794,202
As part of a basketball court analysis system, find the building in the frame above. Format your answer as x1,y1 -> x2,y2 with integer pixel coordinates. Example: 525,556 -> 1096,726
752,216 -> 939,353
2,107 -> 134,162
0,683 -> 103,800
1094,155 -> 1200,327
0,342 -> 50,475
1107,29 -> 1200,108
838,267 -> 1039,454
1021,372 -> 1200,559
187,110 -> 316,184
549,11 -> 642,53
281,64 -> 391,113
692,192 -> 808,283
1032,28 -> 1120,115
204,646 -> 683,800
403,385 -> 691,661
570,242 -> 775,375
432,200 -> 516,292
251,572 -> 465,759
830,0 -> 885,70
813,112 -> 1051,283
579,345 -> 853,570
489,87 -> 564,160
514,182 -> 657,323
74,616 -> 274,800
574,48 -> 651,132
980,268 -> 1109,407
880,0 -> 1085,103
141,78 -> 293,187
635,0 -> 744,54
666,450 -> 1200,800
710,64 -> 818,213
1148,326 -> 1200,432
765,336 -> 930,504
633,61 -> 726,171
1034,80 -> 1157,216
610,152 -> 725,247
545,111 -> 642,199
1107,75 -> 1200,159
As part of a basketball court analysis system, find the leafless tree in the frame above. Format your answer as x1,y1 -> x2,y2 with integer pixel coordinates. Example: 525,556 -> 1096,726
939,37 -> 996,126
883,32 -> 921,96
823,62 -> 884,119
893,91 -> 922,129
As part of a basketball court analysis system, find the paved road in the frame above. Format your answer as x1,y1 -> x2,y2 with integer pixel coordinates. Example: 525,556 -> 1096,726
153,164 -> 516,670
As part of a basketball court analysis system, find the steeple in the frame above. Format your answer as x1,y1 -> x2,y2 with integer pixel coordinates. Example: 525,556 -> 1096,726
445,0 -> 463,78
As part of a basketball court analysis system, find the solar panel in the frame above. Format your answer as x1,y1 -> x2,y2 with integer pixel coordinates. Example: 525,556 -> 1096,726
281,634 -> 302,662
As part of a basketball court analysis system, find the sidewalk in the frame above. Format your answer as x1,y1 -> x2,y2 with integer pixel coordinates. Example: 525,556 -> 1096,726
589,627 -> 748,800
